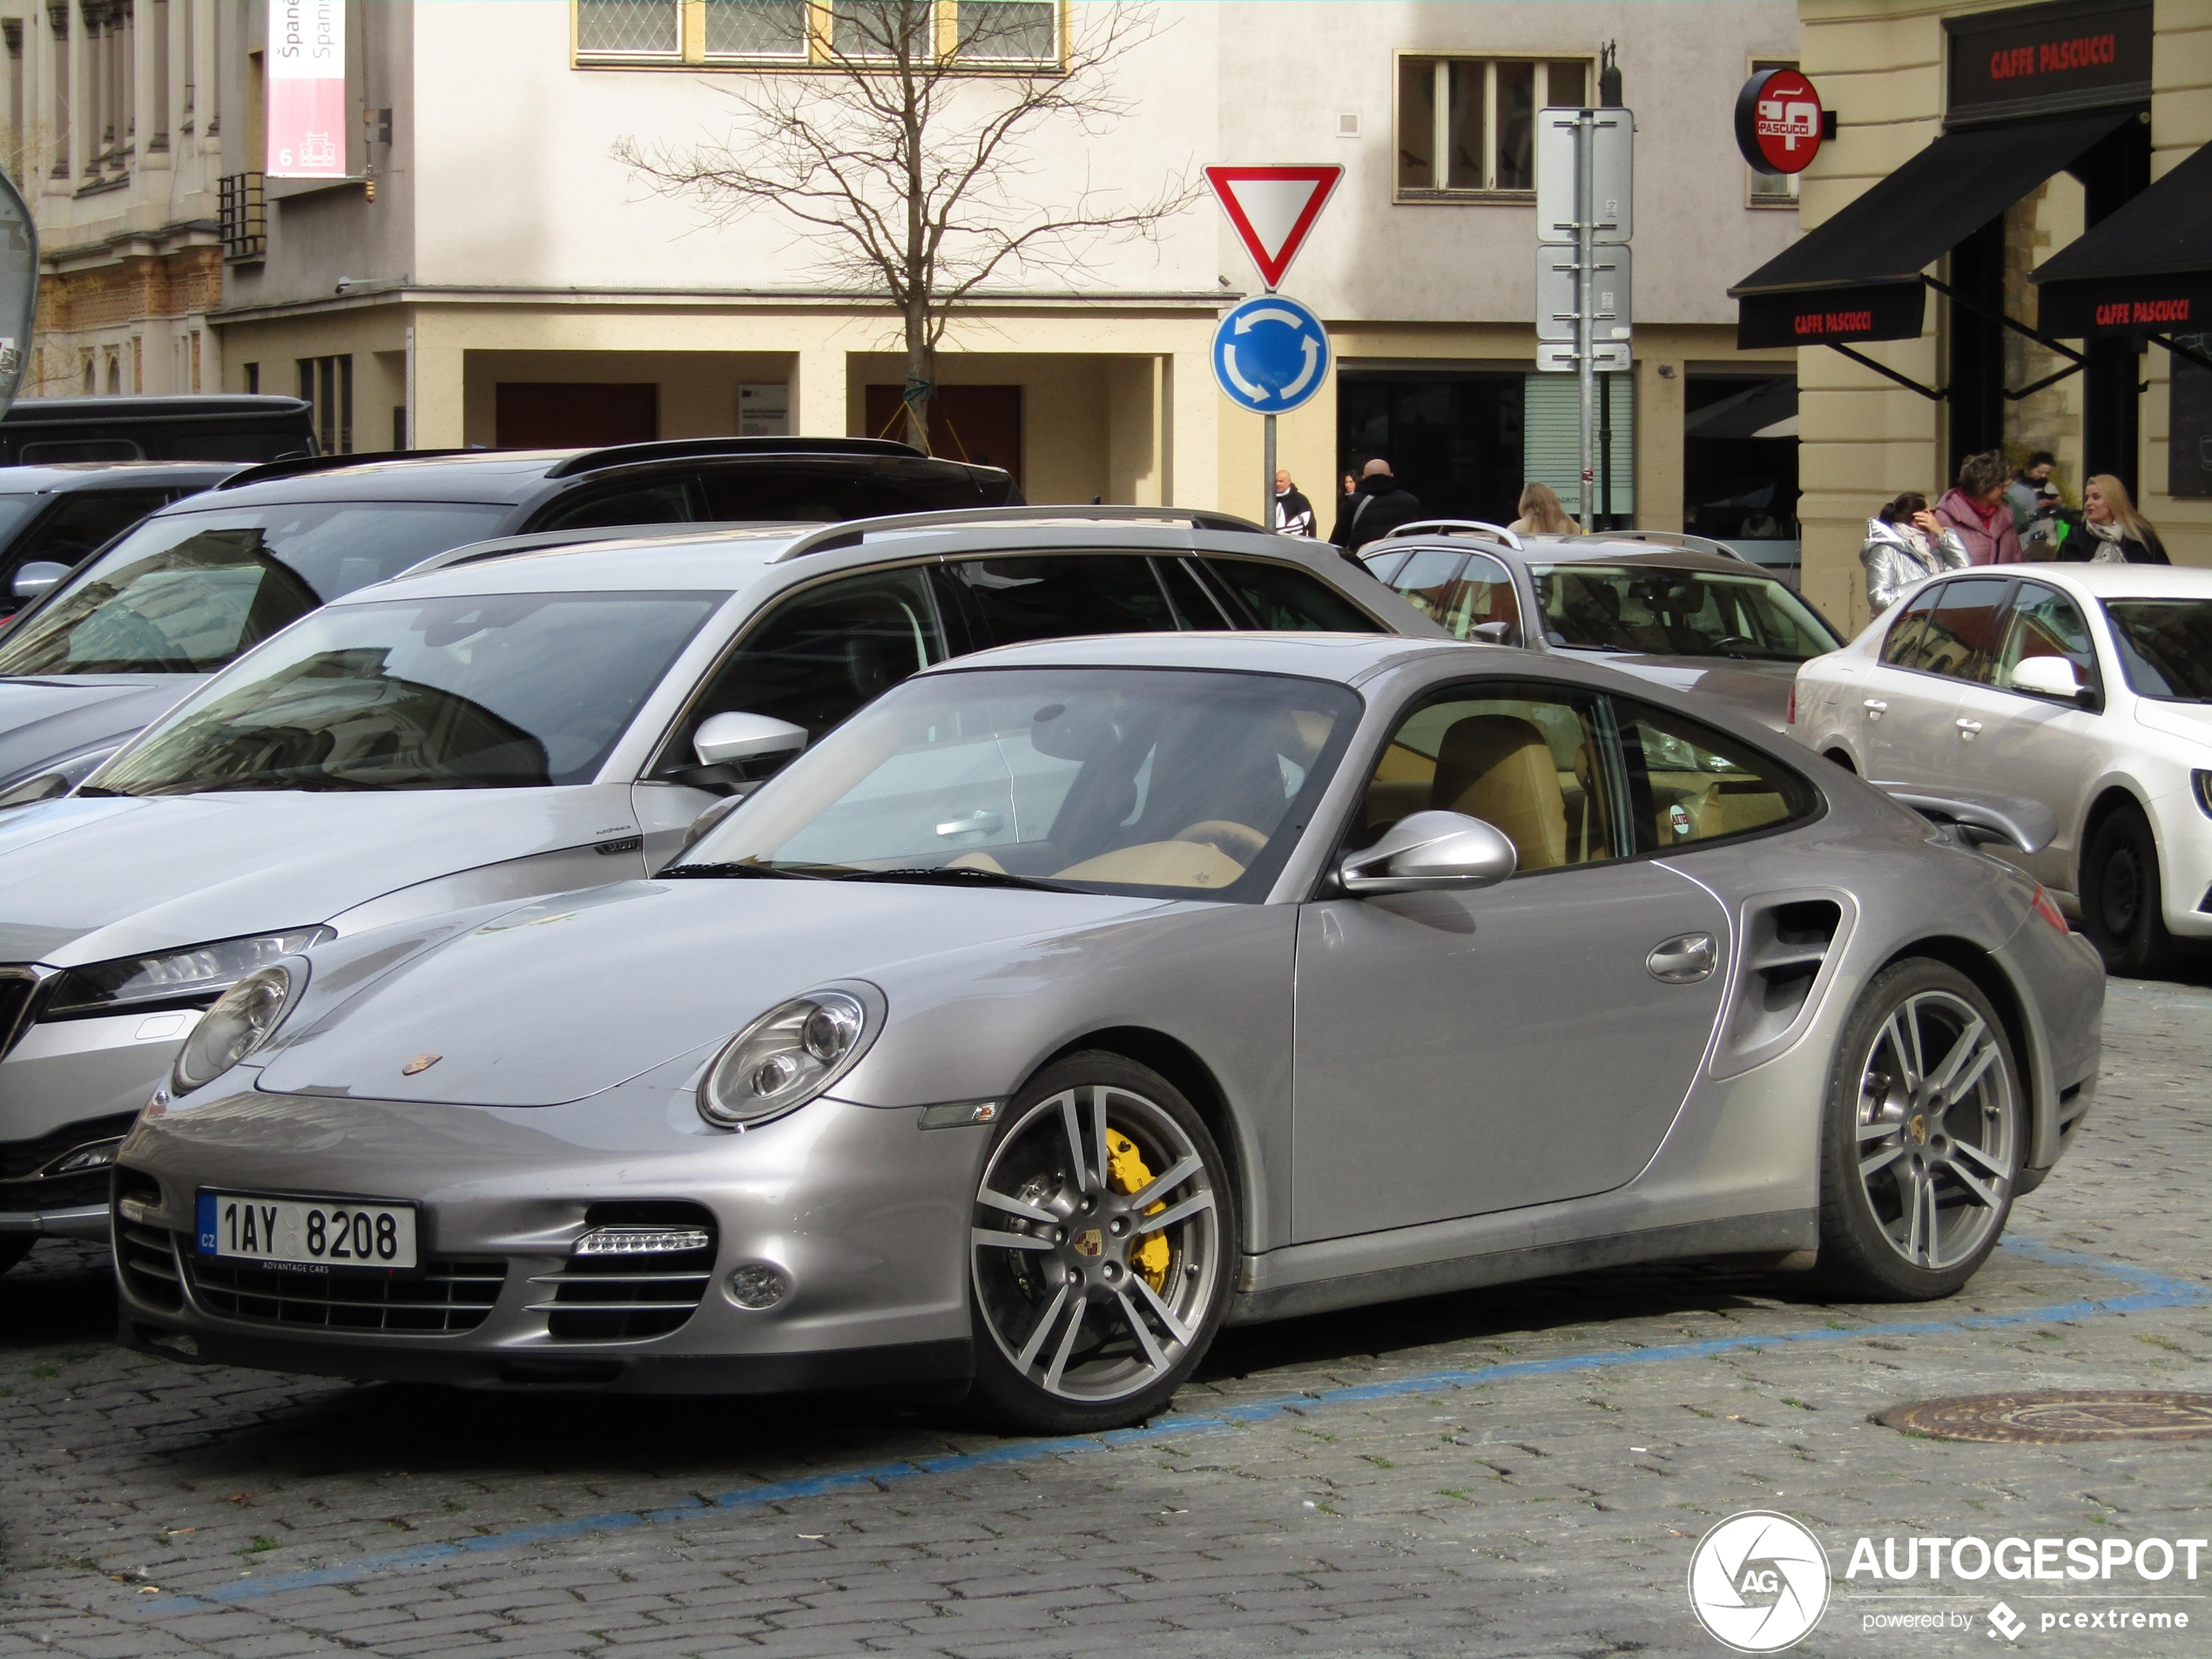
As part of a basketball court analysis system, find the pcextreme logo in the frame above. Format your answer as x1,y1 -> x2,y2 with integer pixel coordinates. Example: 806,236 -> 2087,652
1689,1511 -> 1832,1652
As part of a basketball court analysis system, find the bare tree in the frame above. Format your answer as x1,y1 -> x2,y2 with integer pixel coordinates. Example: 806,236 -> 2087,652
615,1 -> 1195,455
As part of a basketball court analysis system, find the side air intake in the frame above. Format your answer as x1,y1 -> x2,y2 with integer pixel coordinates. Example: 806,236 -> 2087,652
1711,894 -> 1850,1078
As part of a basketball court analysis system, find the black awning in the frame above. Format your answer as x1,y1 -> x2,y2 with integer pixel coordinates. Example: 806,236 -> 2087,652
2033,141 -> 2212,335
1730,110 -> 2137,349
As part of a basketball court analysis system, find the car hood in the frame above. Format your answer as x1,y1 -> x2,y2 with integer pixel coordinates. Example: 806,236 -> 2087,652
2133,698 -> 2212,748
255,878 -> 1171,1109
0,786 -> 637,968
0,674 -> 200,788
1579,653 -> 1799,731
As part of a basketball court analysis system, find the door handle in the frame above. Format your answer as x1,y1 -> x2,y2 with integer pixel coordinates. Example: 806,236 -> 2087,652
1647,932 -> 1717,984
1863,698 -> 1887,719
1955,718 -> 1983,738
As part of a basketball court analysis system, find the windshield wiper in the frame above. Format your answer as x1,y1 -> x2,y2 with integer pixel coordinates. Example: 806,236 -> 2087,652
839,867 -> 1082,894
659,861 -> 833,880
72,785 -> 135,798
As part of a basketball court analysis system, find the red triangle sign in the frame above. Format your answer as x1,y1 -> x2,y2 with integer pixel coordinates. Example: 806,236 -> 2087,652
1204,165 -> 1342,290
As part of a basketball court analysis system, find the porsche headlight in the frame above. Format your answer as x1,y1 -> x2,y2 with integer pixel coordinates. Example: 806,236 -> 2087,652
44,927 -> 330,1019
698,988 -> 878,1129
170,964 -> 300,1096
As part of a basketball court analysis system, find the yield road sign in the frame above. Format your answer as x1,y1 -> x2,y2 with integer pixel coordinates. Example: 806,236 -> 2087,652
1212,294 -> 1331,414
1204,165 -> 1342,290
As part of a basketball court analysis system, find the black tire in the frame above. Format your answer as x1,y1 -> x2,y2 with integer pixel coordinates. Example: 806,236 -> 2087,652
967,1052 -> 1235,1434
0,1234 -> 34,1277
2080,804 -> 2175,978
1815,958 -> 2023,1302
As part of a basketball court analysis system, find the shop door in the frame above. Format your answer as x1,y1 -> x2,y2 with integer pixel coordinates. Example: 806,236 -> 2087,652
496,383 -> 658,449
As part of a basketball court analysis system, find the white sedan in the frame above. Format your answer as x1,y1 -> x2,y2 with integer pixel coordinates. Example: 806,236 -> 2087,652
1791,562 -> 2212,976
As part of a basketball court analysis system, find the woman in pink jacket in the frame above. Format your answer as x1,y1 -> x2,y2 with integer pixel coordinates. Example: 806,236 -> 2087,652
1933,449 -> 2024,565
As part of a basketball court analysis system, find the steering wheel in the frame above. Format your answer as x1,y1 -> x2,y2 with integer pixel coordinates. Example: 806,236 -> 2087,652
1172,820 -> 1267,863
1709,634 -> 1756,654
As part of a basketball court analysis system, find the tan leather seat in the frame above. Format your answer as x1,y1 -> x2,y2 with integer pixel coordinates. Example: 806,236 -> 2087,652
1431,715 -> 1568,871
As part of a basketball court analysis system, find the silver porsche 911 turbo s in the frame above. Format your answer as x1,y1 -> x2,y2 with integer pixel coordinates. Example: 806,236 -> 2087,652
113,632 -> 2103,1433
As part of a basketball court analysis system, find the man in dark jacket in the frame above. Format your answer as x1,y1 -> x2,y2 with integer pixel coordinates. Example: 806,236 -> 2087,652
1332,460 -> 1424,555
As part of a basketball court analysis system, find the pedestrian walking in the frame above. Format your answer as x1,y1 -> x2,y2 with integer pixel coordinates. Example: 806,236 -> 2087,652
1274,469 -> 1316,537
1332,459 -> 1424,555
2069,474 -> 2169,564
1327,471 -> 1359,545
2006,450 -> 2056,532
1933,451 -> 2025,566
1507,482 -> 1581,536
1860,490 -> 1969,614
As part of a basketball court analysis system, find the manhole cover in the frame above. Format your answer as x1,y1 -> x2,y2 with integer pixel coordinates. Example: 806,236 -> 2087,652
1881,1392 -> 2212,1444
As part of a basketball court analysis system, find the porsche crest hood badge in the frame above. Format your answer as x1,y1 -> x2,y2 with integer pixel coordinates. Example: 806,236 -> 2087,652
401,1054 -> 443,1076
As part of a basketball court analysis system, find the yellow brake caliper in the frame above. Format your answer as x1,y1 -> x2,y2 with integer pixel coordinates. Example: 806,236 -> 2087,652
1104,1128 -> 1171,1293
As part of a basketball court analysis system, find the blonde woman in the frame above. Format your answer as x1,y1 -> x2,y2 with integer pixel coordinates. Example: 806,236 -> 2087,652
2074,474 -> 2168,564
1508,482 -> 1581,536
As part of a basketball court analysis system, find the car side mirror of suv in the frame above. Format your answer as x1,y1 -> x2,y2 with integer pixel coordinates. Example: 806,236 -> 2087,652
1338,810 -> 1518,895
2007,656 -> 2089,705
1469,620 -> 1516,646
11,560 -> 69,601
693,711 -> 808,768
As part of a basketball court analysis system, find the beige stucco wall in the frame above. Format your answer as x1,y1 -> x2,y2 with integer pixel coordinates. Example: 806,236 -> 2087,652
1797,0 -> 2209,642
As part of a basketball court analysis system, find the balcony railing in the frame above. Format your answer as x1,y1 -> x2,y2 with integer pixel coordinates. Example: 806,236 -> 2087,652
219,172 -> 266,261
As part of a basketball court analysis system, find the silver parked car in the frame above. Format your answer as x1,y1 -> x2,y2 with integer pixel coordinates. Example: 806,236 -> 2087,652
1359,524 -> 1846,731
112,632 -> 2101,1431
0,510 -> 1428,1268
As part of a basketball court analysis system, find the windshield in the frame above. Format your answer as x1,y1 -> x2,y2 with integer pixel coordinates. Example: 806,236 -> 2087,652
688,666 -> 1362,901
0,494 -> 42,549
1532,564 -> 1841,661
0,501 -> 511,676
2104,599 -> 2212,702
91,590 -> 722,795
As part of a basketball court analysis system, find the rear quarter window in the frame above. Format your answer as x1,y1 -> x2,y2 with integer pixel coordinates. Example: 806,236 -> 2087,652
1200,557 -> 1382,632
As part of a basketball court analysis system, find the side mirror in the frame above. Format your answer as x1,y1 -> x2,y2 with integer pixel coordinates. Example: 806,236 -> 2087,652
693,711 -> 807,768
1338,809 -> 1517,895
672,792 -> 751,862
1469,620 -> 1516,646
2008,656 -> 2087,704
11,561 -> 69,601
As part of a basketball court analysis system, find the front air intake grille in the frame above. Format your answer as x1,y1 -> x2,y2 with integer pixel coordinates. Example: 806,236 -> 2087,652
184,1251 -> 505,1332
534,1201 -> 717,1342
113,1172 -> 185,1311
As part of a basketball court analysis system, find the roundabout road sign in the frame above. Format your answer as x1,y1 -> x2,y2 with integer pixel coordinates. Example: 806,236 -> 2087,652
1211,294 -> 1331,415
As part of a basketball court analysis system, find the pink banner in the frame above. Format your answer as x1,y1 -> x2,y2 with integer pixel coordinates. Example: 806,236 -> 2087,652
266,0 -> 345,178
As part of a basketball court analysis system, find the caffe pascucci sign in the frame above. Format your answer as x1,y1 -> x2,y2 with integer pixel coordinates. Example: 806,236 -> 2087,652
1944,0 -> 2152,128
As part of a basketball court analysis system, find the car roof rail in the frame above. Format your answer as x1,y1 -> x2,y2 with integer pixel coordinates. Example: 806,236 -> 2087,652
541,435 -> 927,479
392,522 -> 789,580
1561,529 -> 1749,562
772,504 -> 1269,563
1380,519 -> 1524,550
216,448 -> 475,489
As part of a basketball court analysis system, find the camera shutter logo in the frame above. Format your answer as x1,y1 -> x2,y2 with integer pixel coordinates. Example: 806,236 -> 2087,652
1688,1510 -> 1831,1652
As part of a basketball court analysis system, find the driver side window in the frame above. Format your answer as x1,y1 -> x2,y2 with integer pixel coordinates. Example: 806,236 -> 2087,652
1355,685 -> 1618,873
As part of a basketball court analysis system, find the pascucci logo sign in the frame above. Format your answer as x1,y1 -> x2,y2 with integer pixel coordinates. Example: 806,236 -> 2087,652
1689,1511 -> 1832,1652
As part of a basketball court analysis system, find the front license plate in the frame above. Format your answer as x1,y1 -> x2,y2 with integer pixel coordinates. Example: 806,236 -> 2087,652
195,1191 -> 418,1271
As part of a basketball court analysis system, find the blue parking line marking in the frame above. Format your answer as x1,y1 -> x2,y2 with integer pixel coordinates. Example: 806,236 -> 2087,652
132,1237 -> 2208,1616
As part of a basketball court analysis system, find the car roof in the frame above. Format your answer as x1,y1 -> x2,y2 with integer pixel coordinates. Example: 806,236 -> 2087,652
1984,562 -> 2212,599
1378,531 -> 1765,578
336,526 -> 804,599
0,460 -> 245,493
0,394 -> 312,423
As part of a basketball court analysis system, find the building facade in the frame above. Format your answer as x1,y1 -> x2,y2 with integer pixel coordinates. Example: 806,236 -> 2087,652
8,0 -> 1804,549
1776,0 -> 2208,637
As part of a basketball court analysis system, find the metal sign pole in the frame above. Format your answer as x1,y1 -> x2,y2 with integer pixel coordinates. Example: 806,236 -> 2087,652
1263,412 -> 1277,533
1576,111 -> 1596,530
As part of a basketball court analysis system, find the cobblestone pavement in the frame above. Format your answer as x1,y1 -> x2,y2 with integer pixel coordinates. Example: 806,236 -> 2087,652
3,975 -> 2209,1659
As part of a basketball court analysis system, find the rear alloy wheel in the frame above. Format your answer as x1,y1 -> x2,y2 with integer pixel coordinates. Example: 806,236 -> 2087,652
1816,959 -> 2022,1301
968,1054 -> 1233,1433
2081,804 -> 2175,978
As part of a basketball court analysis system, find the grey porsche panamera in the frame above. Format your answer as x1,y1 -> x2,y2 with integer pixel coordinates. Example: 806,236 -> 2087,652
111,632 -> 2104,1433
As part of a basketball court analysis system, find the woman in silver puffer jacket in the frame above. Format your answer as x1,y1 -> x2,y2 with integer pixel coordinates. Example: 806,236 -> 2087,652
1860,491 -> 1970,614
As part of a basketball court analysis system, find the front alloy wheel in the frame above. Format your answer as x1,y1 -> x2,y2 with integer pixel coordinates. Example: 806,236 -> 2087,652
968,1054 -> 1233,1433
1816,959 -> 2022,1301
2081,804 -> 2175,978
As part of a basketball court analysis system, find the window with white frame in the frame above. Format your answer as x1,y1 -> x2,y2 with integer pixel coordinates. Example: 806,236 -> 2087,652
574,0 -> 1059,68
1395,54 -> 1591,199
1747,58 -> 1801,207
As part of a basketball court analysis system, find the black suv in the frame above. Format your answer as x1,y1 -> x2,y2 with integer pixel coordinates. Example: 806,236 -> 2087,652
0,438 -> 1017,793
0,462 -> 240,623
0,395 -> 319,465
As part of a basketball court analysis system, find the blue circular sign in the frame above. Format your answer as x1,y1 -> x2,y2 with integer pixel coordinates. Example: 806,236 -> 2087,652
1211,295 -> 1332,414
